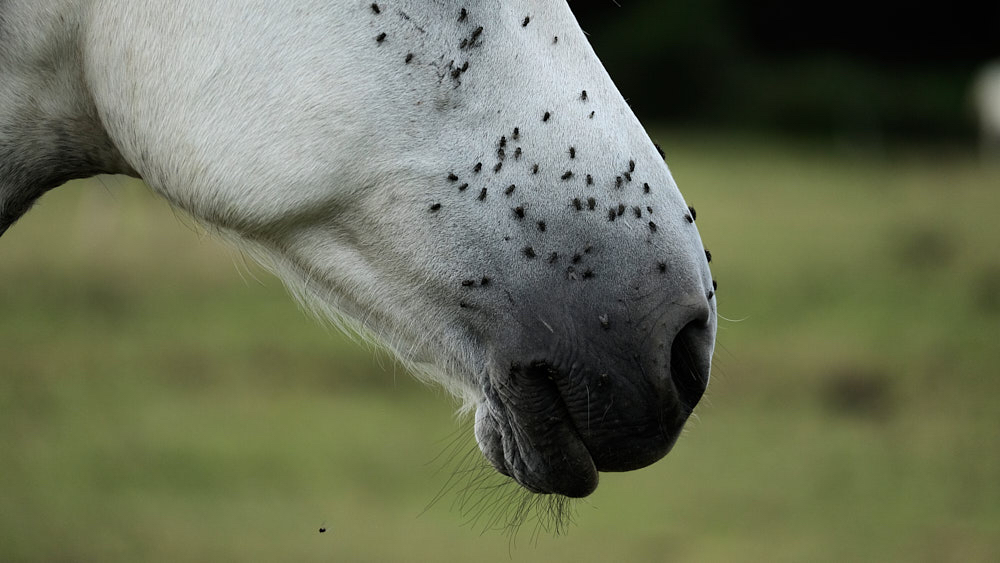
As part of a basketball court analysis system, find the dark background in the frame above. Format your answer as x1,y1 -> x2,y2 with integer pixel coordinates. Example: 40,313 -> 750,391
572,0 -> 1000,142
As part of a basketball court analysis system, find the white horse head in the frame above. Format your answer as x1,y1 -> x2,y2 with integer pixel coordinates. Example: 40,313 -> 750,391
1,0 -> 716,498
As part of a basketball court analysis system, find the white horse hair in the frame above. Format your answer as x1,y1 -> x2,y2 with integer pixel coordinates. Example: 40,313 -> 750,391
1,0 -> 717,500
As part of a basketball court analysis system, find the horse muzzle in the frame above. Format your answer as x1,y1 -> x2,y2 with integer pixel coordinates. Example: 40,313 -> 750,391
474,285 -> 715,497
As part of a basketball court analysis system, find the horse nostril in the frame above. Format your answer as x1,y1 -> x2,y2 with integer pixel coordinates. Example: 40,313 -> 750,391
669,318 -> 713,413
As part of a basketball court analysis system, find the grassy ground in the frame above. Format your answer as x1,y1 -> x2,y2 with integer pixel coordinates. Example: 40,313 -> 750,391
2,133 -> 998,562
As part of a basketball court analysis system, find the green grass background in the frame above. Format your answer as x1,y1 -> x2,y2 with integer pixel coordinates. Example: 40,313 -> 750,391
2,133 -> 998,561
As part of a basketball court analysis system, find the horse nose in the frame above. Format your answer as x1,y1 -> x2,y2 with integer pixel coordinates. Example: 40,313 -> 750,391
665,294 -> 715,414
549,303 -> 709,478
476,282 -> 717,495
569,290 -> 715,472
514,289 -> 715,457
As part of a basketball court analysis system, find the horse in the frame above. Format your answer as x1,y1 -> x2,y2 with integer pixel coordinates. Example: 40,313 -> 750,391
974,61 -> 1000,156
0,0 -> 716,500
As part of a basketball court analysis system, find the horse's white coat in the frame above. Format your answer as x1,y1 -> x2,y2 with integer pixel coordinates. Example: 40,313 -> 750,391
1,0 -> 717,497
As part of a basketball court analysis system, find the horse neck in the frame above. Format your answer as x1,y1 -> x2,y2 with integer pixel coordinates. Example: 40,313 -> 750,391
0,0 -> 133,236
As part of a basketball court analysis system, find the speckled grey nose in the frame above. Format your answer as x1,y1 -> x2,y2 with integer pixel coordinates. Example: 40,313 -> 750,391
475,251 -> 716,497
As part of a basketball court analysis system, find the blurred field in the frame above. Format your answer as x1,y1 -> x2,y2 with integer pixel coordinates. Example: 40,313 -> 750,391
2,133 -> 998,562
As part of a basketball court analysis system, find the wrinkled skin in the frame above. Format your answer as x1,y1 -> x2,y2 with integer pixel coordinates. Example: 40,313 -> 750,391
0,0 -> 716,497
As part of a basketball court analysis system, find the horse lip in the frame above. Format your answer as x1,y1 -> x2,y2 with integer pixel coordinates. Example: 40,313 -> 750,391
476,363 -> 599,497
476,358 -> 691,495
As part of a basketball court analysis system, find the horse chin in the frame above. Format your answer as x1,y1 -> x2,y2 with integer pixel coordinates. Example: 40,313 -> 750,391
473,384 -> 599,498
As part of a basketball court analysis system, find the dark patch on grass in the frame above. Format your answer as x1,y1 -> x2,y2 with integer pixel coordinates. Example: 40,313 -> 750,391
975,265 -> 1000,315
895,227 -> 954,271
819,366 -> 894,421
